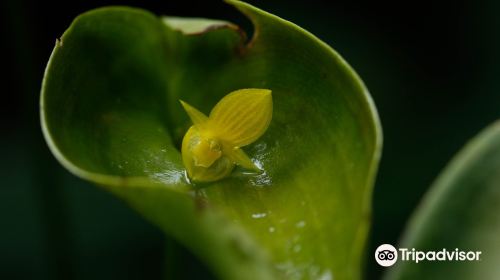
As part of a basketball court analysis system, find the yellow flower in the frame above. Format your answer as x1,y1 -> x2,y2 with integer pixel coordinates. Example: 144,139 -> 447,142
180,88 -> 273,182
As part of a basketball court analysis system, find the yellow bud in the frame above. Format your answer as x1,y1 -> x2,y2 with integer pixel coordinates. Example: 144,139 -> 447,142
180,88 -> 273,182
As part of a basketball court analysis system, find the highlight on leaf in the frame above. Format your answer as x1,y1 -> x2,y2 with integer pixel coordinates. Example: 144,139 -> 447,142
180,88 -> 273,183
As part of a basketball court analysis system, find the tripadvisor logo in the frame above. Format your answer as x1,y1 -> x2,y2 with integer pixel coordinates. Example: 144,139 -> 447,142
375,244 -> 482,267
375,244 -> 398,267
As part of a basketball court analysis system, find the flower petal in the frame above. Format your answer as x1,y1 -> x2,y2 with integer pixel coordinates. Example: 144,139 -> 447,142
209,88 -> 272,147
224,146 -> 261,171
180,100 -> 209,126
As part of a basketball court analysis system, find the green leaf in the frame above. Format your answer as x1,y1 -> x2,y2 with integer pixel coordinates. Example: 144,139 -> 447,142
385,121 -> 500,280
40,1 -> 382,279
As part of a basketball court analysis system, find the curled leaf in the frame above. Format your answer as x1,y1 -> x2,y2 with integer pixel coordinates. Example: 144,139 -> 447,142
386,121 -> 500,280
40,1 -> 382,279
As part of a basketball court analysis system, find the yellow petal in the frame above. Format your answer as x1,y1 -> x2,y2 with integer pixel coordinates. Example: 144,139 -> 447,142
209,88 -> 272,147
180,100 -> 208,126
224,146 -> 261,171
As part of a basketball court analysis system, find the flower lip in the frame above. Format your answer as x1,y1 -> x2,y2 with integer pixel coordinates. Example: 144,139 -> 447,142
192,138 -> 222,167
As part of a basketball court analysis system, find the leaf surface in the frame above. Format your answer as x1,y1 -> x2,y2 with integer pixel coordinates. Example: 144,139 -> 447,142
386,121 -> 500,280
41,1 -> 382,279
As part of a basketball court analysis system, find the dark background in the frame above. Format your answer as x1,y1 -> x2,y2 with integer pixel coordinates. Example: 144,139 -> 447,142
1,0 -> 499,279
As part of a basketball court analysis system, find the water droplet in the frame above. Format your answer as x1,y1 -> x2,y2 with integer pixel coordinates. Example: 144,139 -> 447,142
296,221 -> 306,228
251,213 -> 267,219
150,170 -> 183,185
293,244 -> 302,253
184,170 -> 192,184
318,271 -> 333,280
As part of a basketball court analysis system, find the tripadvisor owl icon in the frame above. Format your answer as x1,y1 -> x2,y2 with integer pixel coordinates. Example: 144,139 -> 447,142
375,244 -> 398,267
